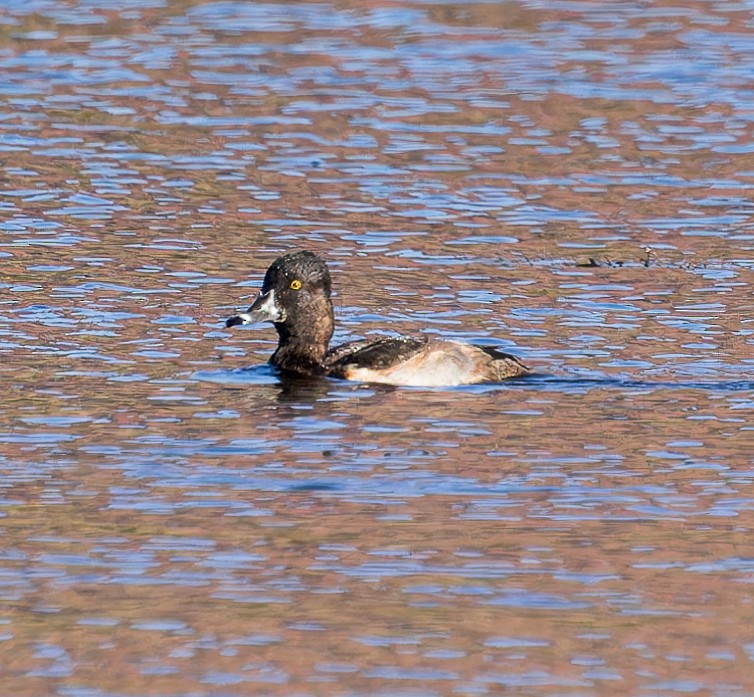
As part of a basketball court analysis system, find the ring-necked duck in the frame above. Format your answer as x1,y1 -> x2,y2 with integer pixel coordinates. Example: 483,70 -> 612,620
226,250 -> 530,387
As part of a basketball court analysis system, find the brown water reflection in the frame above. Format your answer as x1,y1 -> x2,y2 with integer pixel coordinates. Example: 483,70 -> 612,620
2,0 -> 754,695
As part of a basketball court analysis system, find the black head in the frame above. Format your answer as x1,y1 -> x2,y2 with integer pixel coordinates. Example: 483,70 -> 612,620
226,251 -> 335,366
259,250 -> 332,311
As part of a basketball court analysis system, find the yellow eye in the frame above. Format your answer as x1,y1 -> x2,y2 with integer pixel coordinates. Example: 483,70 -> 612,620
290,279 -> 302,290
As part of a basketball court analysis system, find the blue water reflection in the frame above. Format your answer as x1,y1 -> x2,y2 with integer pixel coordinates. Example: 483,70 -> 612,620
2,0 -> 754,695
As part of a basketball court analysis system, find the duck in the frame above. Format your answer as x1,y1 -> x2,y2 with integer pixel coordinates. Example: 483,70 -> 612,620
225,250 -> 530,387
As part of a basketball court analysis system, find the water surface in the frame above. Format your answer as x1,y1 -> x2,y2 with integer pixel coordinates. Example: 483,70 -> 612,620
2,0 -> 754,695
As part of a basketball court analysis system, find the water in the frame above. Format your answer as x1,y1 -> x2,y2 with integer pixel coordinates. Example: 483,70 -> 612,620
2,0 -> 754,695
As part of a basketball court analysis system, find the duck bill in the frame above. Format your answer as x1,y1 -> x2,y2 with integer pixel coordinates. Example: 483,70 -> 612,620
226,289 -> 283,328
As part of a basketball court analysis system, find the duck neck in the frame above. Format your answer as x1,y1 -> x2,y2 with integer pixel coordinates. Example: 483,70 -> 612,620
271,300 -> 334,375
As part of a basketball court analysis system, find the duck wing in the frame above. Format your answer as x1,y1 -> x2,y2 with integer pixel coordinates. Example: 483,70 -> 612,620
326,338 -> 529,386
326,336 -> 428,372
